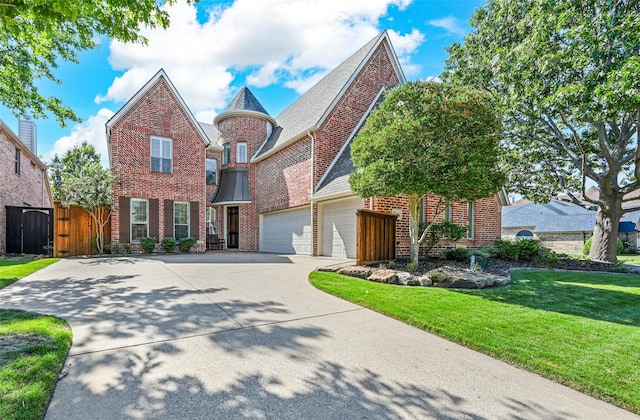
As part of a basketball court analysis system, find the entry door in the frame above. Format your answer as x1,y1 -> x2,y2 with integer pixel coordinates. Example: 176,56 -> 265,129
227,206 -> 239,249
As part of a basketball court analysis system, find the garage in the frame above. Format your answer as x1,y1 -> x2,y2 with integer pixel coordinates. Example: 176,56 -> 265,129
320,197 -> 364,258
260,206 -> 312,254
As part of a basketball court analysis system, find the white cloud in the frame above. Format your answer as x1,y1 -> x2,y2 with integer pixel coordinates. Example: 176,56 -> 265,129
43,108 -> 115,167
428,16 -> 467,36
97,0 -> 424,113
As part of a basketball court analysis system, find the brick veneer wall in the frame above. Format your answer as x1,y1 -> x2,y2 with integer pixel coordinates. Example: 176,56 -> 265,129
313,42 -> 400,186
109,78 -> 207,249
0,126 -> 52,253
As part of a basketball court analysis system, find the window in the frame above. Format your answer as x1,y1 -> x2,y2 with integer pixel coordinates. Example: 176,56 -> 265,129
467,202 -> 475,239
14,148 -> 20,175
516,230 -> 534,241
151,136 -> 172,173
174,201 -> 190,240
206,207 -> 217,235
237,142 -> 247,163
206,158 -> 217,184
444,204 -> 453,221
223,144 -> 230,164
131,198 -> 148,241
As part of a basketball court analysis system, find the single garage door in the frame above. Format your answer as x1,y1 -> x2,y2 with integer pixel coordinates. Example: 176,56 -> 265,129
321,197 -> 364,258
260,206 -> 312,254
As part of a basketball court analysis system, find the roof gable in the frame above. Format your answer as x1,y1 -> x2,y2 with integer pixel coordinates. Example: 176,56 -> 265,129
253,31 -> 405,161
106,69 -> 220,159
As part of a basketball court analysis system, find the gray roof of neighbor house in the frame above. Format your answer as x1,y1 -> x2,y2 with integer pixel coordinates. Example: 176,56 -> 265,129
502,200 -> 640,233
253,31 -> 404,161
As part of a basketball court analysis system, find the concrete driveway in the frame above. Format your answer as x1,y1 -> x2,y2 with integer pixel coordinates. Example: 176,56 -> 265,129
0,253 -> 636,419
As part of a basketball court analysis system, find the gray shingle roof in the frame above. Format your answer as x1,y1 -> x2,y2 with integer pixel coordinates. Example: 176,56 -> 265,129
199,122 -> 218,143
254,32 -> 388,160
313,142 -> 354,198
221,86 -> 270,115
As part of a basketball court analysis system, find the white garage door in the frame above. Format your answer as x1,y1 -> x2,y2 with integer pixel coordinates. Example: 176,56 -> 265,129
321,197 -> 364,258
261,206 -> 312,254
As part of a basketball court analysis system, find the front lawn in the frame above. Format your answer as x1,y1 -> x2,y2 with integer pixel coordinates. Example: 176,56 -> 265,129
618,254 -> 640,266
0,258 -> 71,420
310,269 -> 640,414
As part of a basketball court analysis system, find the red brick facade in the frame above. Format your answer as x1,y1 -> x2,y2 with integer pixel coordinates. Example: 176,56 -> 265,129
108,76 -> 209,250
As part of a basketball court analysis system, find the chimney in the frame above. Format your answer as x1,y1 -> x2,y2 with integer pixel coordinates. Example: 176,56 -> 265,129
18,116 -> 37,155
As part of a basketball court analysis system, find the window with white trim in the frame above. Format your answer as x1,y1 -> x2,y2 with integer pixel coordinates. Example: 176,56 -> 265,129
174,201 -> 189,240
206,158 -> 217,184
151,136 -> 172,173
467,202 -> 475,239
223,145 -> 230,164
237,142 -> 247,163
206,207 -> 217,235
131,198 -> 148,241
444,204 -> 453,221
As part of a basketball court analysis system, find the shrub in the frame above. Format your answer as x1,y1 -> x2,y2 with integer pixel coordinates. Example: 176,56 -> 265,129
178,237 -> 195,253
109,241 -> 131,255
582,236 -> 624,256
161,237 -> 177,253
140,237 -> 156,254
420,220 -> 468,254
406,262 -> 418,272
445,247 -> 470,262
495,238 -> 551,262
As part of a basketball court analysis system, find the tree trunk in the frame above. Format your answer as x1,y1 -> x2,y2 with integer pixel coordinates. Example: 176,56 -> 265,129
408,194 -> 421,265
588,196 -> 623,263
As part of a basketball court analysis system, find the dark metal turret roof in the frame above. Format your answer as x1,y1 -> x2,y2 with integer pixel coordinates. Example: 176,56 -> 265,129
221,86 -> 270,115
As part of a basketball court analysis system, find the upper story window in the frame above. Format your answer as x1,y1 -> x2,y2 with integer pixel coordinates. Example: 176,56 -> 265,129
131,198 -> 148,241
151,136 -> 172,173
14,148 -> 20,175
206,158 -> 217,184
237,142 -> 247,163
223,144 -> 230,164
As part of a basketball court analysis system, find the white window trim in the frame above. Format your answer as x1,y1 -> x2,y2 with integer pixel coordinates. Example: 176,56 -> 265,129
206,207 -> 217,235
151,135 -> 173,173
467,202 -> 475,239
174,201 -> 190,239
131,198 -> 149,242
237,142 -> 247,163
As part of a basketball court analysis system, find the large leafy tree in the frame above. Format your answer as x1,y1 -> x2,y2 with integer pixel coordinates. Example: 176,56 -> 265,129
49,142 -> 101,201
444,0 -> 640,263
349,81 -> 505,265
0,0 -> 192,125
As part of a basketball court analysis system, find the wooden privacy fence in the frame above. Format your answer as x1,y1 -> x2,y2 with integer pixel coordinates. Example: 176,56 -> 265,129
53,202 -> 111,257
356,210 -> 397,265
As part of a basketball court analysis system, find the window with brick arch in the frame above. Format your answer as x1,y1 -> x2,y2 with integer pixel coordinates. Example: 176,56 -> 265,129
151,136 -> 172,173
174,201 -> 190,240
131,198 -> 148,241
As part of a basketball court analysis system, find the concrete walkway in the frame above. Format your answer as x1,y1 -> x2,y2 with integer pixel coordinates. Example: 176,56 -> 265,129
0,253 -> 636,419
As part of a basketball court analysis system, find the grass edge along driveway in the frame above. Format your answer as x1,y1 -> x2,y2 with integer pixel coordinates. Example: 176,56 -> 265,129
0,258 -> 71,420
310,269 -> 640,414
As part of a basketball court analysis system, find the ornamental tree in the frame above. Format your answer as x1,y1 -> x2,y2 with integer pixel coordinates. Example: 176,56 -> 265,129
349,81 -> 505,265
444,0 -> 640,263
49,141 -> 101,200
0,0 -> 193,125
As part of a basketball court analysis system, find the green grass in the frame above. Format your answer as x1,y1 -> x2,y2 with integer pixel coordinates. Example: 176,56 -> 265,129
0,259 -> 60,289
310,269 -> 640,414
618,254 -> 640,266
0,258 -> 71,420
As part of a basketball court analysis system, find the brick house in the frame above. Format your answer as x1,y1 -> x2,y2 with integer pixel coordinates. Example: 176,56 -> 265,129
108,32 -> 504,256
0,119 -> 53,254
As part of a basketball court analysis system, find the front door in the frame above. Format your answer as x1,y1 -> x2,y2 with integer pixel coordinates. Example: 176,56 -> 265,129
227,206 -> 239,249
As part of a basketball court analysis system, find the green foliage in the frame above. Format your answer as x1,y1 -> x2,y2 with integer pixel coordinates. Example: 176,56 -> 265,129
0,0 -> 193,125
444,0 -> 640,263
583,237 -> 624,256
421,220 -> 469,255
406,262 -> 418,272
0,259 -> 59,289
140,237 -> 156,254
495,239 -> 554,262
109,241 -> 131,255
445,247 -> 470,262
178,237 -> 195,253
50,142 -> 101,201
161,237 -> 177,253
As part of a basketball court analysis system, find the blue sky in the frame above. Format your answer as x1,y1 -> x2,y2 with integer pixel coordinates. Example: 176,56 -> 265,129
0,0 -> 485,166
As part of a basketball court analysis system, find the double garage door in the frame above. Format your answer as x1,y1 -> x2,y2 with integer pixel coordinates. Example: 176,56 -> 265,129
260,198 -> 363,257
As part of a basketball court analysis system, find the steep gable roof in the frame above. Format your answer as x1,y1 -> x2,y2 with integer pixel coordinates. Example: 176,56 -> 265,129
253,31 -> 405,162
106,69 -> 220,164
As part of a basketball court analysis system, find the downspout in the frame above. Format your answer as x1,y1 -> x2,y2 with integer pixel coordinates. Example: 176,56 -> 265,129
308,131 -> 315,255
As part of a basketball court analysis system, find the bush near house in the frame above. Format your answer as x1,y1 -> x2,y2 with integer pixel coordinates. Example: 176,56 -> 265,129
161,237 -> 177,253
140,237 -> 156,254
178,238 -> 195,253
583,237 -> 624,256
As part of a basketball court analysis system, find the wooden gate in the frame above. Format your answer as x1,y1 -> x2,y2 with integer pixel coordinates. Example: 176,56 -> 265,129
53,202 -> 111,257
356,210 -> 397,265
5,206 -> 53,254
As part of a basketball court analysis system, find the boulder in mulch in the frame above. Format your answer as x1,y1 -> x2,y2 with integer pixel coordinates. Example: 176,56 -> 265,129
338,266 -> 373,279
368,269 -> 399,284
429,267 -> 510,289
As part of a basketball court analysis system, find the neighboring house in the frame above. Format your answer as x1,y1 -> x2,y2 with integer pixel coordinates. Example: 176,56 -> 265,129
0,119 -> 53,254
108,32 -> 504,257
502,197 -> 640,254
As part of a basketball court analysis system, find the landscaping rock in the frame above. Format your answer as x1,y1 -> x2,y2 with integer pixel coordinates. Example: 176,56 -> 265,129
338,266 -> 372,279
396,272 -> 413,285
368,269 -> 398,284
317,266 -> 339,272
416,276 -> 433,287
428,267 -> 510,289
